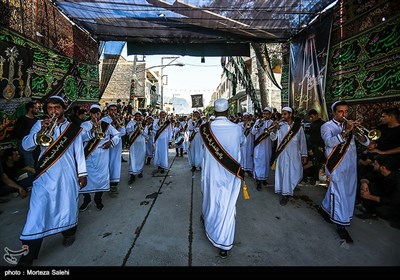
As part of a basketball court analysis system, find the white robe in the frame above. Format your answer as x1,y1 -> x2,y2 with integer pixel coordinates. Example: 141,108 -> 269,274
320,119 -> 369,226
101,116 -> 125,183
126,120 -> 148,175
251,119 -> 273,179
79,120 -> 120,193
153,119 -> 173,169
21,119 -> 87,240
188,119 -> 204,168
201,116 -> 245,251
270,122 -> 307,196
240,123 -> 254,172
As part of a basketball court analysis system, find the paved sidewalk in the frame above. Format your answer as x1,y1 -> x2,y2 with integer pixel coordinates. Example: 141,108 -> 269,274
1,150 -> 399,268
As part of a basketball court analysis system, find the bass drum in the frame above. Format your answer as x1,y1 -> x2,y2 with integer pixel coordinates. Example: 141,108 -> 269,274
174,135 -> 184,146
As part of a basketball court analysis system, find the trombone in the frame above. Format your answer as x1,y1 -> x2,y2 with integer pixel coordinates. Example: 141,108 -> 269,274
342,117 -> 381,140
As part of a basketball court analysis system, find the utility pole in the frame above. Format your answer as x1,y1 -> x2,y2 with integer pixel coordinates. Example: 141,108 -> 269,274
160,56 -> 180,110
129,55 -> 138,109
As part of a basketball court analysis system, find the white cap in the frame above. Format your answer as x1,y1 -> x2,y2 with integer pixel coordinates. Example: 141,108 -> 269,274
134,111 -> 142,115
107,102 -> 117,109
160,110 -> 166,114
331,100 -> 344,111
282,107 -> 293,113
243,112 -> 250,116
214,98 -> 229,112
263,107 -> 272,113
90,104 -> 101,111
49,96 -> 65,104
147,116 -> 154,120
209,116 -> 216,120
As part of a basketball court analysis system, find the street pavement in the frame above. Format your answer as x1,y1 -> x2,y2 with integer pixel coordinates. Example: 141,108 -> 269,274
1,150 -> 399,270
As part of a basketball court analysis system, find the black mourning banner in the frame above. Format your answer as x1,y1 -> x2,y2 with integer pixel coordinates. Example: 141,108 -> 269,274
191,94 -> 203,108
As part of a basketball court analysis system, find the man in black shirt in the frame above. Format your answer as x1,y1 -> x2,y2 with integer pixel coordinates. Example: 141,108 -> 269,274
13,101 -> 40,168
358,155 -> 400,229
307,109 -> 326,184
370,108 -> 400,169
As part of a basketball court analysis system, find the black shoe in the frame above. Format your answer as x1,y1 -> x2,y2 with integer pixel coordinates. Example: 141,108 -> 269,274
256,182 -> 262,191
262,180 -> 268,186
79,200 -> 92,212
146,158 -> 151,165
191,166 -> 196,172
121,157 -> 127,162
138,173 -> 143,178
337,227 -> 353,243
318,206 -> 333,224
160,169 -> 165,174
279,196 -> 289,206
110,186 -> 119,194
62,236 -> 76,247
246,171 -> 253,178
219,250 -> 228,259
128,175 -> 135,184
96,202 -> 104,210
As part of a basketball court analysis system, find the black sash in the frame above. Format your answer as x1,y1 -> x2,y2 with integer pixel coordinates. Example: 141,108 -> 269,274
128,126 -> 142,146
154,119 -> 170,142
189,130 -> 197,142
84,121 -> 110,159
326,132 -> 352,173
200,122 -> 244,180
244,125 -> 251,138
274,122 -> 301,160
254,124 -> 271,147
35,123 -> 82,179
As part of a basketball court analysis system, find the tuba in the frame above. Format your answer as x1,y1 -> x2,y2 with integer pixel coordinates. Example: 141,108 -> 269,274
245,122 -> 252,129
38,114 -> 58,146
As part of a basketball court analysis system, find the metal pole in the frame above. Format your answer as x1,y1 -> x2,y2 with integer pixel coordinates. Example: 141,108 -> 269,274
160,57 -> 164,110
129,55 -> 138,109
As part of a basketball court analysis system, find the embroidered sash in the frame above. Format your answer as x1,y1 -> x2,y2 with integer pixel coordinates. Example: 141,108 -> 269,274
84,121 -> 110,159
254,123 -> 272,147
274,122 -> 301,160
128,125 -> 142,146
326,132 -> 352,173
200,122 -> 244,180
154,119 -> 170,142
35,123 -> 82,179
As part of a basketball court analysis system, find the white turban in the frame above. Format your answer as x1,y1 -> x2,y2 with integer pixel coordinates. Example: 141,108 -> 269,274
214,98 -> 229,112
282,107 -> 293,113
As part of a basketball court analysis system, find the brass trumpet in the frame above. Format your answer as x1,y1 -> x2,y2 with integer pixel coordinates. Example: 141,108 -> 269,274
245,122 -> 252,129
343,117 -> 381,140
93,118 -> 105,140
264,121 -> 282,134
38,114 -> 58,146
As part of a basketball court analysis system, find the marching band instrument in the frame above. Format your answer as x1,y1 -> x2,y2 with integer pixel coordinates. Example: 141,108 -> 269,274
38,114 -> 58,146
93,118 -> 105,139
245,122 -> 252,129
158,118 -> 165,127
254,119 -> 265,130
342,117 -> 381,140
263,121 -> 282,134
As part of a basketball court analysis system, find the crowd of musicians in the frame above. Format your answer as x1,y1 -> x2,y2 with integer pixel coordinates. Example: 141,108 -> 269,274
1,96 -> 399,265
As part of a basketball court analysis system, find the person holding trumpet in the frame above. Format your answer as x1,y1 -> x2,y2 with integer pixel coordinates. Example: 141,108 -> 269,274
79,104 -> 120,211
101,103 -> 125,194
270,107 -> 308,205
19,96 -> 87,266
251,107 -> 274,190
318,100 -> 370,244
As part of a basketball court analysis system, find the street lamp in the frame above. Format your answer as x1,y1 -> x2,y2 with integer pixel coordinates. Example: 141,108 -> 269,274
161,56 -> 181,110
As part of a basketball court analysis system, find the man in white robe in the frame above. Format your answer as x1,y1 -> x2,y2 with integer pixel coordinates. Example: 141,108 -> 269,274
101,103 -> 125,194
79,104 -> 120,211
188,110 -> 204,171
153,110 -> 173,173
126,111 -> 148,184
200,98 -> 245,259
270,107 -> 308,206
145,116 -> 155,165
251,108 -> 274,190
240,113 -> 254,178
19,96 -> 87,266
318,101 -> 369,243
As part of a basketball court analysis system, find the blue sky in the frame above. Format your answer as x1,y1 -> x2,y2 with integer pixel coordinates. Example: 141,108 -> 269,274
124,49 -> 223,110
